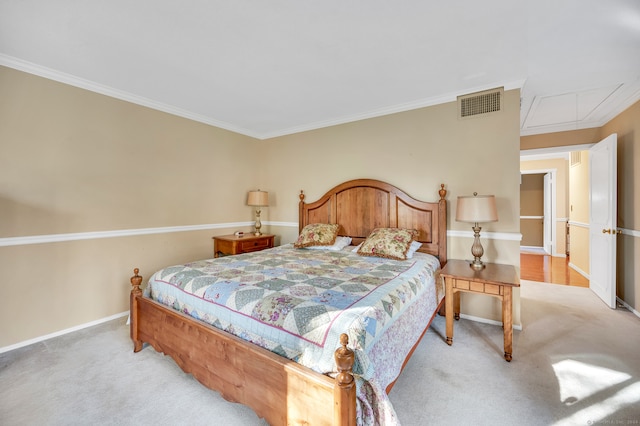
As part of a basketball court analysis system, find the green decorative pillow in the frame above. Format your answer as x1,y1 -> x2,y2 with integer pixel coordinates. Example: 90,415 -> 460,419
294,223 -> 340,248
357,228 -> 419,260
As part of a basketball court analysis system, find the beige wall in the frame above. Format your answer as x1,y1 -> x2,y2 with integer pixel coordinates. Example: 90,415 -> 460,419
260,90 -> 523,326
601,100 -> 640,310
521,127 -> 601,150
1,67 -> 523,349
0,66 -> 258,347
520,174 -> 544,247
569,150 -> 590,274
521,99 -> 640,311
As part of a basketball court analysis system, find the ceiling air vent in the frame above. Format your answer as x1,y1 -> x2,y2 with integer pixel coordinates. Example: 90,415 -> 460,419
458,87 -> 504,119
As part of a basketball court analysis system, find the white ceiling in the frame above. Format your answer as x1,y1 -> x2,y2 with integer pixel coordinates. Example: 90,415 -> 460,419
1,1 -> 639,140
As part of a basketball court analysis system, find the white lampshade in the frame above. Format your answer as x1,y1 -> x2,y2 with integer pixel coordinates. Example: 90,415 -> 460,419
456,194 -> 498,223
247,190 -> 269,207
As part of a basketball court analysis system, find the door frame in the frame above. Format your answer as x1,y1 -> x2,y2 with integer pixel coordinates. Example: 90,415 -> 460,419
520,144 -> 596,259
520,169 -> 557,256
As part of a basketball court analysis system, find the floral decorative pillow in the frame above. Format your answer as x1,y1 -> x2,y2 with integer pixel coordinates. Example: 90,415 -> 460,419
294,223 -> 340,248
357,228 -> 419,260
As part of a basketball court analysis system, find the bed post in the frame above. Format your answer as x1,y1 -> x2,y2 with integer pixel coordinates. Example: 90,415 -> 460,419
334,333 -> 357,426
130,268 -> 144,352
298,190 -> 306,233
438,184 -> 448,265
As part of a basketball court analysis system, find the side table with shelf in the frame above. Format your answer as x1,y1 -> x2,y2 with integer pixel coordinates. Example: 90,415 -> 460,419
440,259 -> 520,361
212,234 -> 275,258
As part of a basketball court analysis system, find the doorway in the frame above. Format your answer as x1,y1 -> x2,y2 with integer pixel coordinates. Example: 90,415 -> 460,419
520,169 -> 556,256
520,147 -> 583,286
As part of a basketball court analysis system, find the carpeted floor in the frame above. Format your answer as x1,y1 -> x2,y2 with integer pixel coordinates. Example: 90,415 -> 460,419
1,280 -> 639,425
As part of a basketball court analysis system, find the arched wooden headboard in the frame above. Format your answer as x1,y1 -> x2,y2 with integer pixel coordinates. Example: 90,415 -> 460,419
299,179 -> 447,266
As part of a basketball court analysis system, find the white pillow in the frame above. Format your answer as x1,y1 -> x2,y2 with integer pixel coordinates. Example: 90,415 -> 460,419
352,240 -> 422,258
405,240 -> 423,259
304,236 -> 352,251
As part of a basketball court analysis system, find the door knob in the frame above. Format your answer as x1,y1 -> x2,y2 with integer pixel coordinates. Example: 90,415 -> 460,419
602,229 -> 612,234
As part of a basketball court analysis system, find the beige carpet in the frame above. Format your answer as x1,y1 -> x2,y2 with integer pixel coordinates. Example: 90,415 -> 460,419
1,280 -> 639,425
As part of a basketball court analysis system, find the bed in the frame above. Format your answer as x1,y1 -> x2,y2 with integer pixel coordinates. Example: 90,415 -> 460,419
129,178 -> 447,425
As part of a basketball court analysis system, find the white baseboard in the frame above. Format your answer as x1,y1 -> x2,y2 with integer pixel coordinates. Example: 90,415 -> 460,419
617,297 -> 640,318
568,262 -> 590,280
458,313 -> 523,331
0,311 -> 129,354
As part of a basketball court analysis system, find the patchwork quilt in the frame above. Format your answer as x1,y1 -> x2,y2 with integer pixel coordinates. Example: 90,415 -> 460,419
145,244 -> 441,425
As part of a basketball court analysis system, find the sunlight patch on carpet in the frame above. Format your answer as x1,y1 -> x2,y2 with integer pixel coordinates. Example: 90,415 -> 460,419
552,359 -> 639,425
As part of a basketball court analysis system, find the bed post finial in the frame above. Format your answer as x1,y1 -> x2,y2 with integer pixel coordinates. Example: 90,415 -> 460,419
334,333 -> 356,425
131,268 -> 143,297
439,183 -> 447,200
299,190 -> 305,202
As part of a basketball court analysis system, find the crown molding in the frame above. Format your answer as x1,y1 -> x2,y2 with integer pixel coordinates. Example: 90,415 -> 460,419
0,54 -> 263,139
260,79 -> 526,139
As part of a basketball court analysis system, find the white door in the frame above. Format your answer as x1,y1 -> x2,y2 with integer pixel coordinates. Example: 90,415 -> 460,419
589,133 -> 617,308
543,173 -> 553,254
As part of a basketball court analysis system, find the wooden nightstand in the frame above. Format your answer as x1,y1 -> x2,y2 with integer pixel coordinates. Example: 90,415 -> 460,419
213,234 -> 275,258
440,259 -> 520,361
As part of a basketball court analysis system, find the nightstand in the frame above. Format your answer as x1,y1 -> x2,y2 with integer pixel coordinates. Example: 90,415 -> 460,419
213,234 -> 275,258
440,259 -> 520,361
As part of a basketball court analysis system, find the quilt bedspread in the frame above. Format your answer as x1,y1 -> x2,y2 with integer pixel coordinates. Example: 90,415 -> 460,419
147,244 -> 439,376
146,244 -> 440,424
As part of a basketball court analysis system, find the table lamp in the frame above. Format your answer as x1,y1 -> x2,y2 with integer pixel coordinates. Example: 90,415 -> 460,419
456,192 -> 498,269
247,190 -> 269,236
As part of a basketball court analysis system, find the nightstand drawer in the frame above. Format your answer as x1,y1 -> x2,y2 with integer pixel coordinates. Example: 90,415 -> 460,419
213,234 -> 275,257
453,279 -> 470,290
240,238 -> 271,252
484,283 -> 502,295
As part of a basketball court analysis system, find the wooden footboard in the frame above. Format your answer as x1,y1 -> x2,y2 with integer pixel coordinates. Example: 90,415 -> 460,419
130,269 -> 356,426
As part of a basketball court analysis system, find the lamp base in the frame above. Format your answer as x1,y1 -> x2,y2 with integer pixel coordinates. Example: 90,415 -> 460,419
469,260 -> 486,270
469,223 -> 486,270
254,208 -> 262,236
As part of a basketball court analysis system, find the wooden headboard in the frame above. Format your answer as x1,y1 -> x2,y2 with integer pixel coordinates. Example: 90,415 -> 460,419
299,179 -> 447,266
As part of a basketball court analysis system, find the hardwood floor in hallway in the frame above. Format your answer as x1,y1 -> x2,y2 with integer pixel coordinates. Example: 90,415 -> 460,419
520,252 -> 590,287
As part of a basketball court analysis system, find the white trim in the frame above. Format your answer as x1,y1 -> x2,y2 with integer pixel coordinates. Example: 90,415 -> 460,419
0,311 -> 128,354
520,216 -> 544,220
520,144 -> 595,160
259,80 -> 526,139
520,167 -> 560,175
0,220 -> 532,248
568,262 -> 590,280
269,222 -> 525,243
458,313 -> 523,331
557,217 -> 568,222
0,222 -> 253,247
447,230 -> 521,241
617,298 -> 640,319
520,121 -> 605,137
267,221 -> 298,228
0,54 -> 263,139
520,245 -> 546,252
0,54 -> 525,140
619,227 -> 640,238
568,221 -> 590,229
